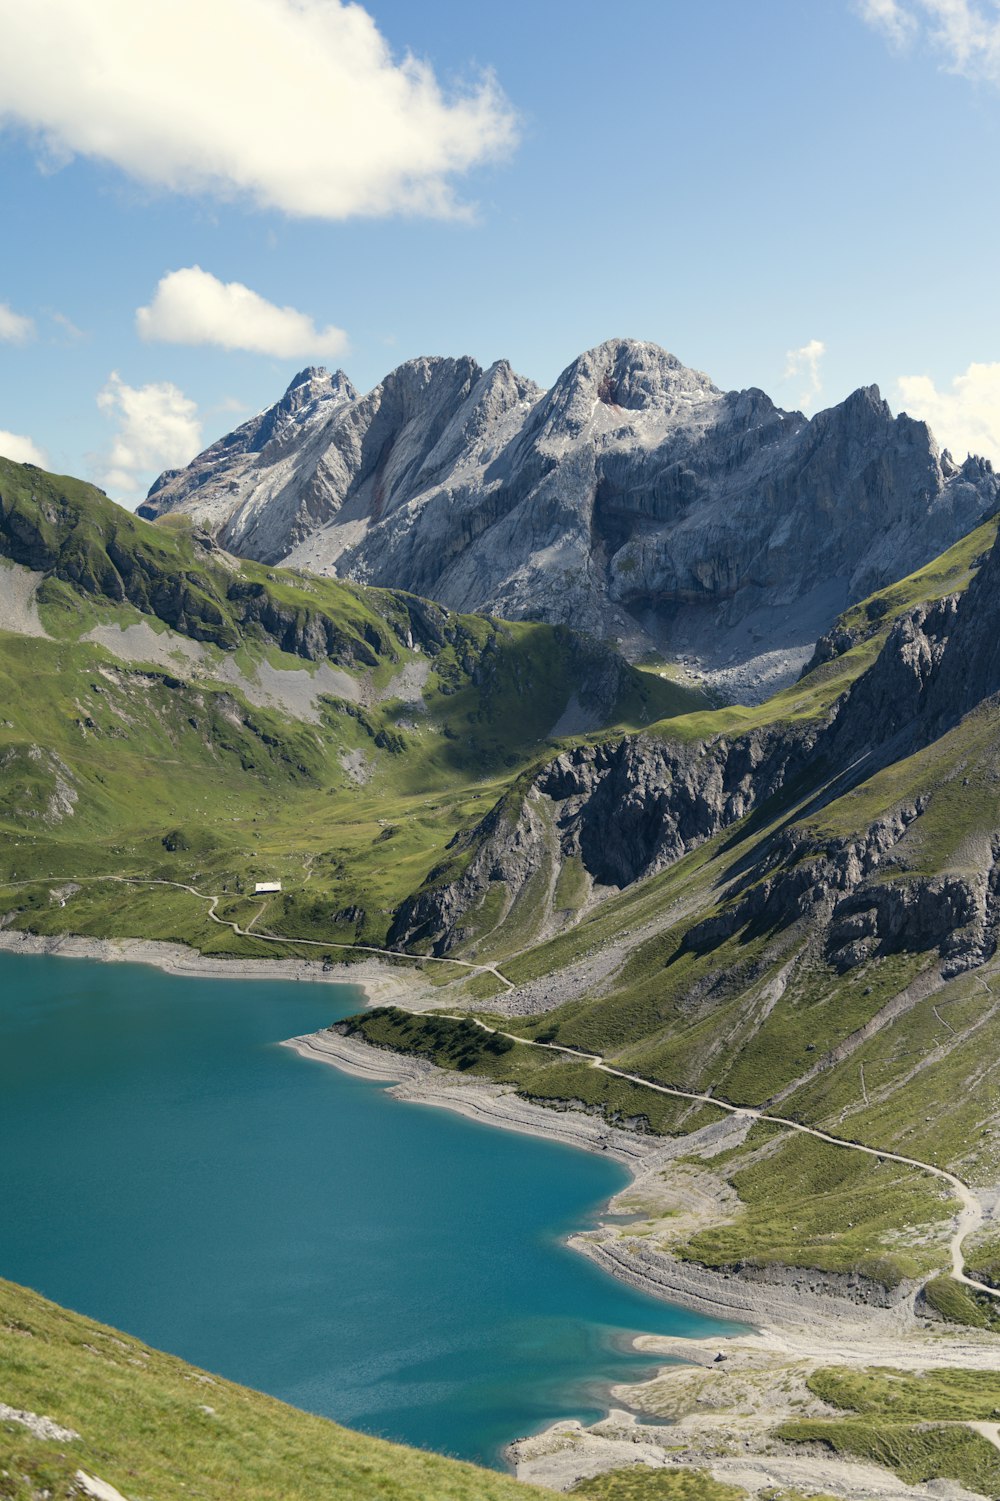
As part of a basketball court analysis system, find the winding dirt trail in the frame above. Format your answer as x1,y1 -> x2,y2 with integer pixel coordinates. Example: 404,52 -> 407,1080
101,875 -> 516,992
437,1014 -> 1000,1305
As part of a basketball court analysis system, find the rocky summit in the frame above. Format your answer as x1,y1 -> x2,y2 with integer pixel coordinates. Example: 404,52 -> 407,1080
142,338 -> 999,702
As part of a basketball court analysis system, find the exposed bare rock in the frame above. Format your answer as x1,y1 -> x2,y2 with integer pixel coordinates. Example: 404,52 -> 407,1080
143,341 -> 999,699
387,520 -> 1000,967
389,724 -> 821,953
0,1402 -> 80,1442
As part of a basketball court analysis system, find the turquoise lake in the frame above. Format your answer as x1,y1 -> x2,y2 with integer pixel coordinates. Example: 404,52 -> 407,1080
0,951 -> 738,1467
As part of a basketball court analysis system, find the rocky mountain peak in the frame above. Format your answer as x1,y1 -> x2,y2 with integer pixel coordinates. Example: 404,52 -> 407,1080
589,337 -> 720,405
371,354 -> 484,419
285,364 -> 326,389
532,339 -> 721,441
141,341 -> 1000,702
281,364 -> 356,403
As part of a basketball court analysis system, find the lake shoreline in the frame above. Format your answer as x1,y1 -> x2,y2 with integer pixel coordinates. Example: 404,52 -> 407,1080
284,1028 -> 915,1339
0,930 -> 433,1005
291,1025 -> 1000,1500
8,931 -> 999,1499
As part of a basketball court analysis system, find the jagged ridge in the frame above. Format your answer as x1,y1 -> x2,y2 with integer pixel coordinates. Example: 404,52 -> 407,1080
143,339 -> 999,701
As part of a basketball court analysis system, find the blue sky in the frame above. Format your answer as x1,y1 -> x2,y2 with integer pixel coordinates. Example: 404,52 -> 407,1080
1,0 -> 999,502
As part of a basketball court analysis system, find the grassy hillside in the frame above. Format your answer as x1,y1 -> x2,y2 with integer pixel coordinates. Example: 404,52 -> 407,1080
0,1277 -> 548,1501
340,515 -> 1000,1300
0,458 -> 700,954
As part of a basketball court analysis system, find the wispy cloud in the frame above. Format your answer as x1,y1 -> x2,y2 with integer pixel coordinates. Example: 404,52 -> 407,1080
0,301 -> 35,344
0,429 -> 47,465
97,372 -> 202,503
858,0 -> 1000,85
855,0 -> 919,49
137,267 -> 348,359
0,0 -> 518,220
48,310 -> 86,342
783,338 -> 827,410
896,360 -> 1000,464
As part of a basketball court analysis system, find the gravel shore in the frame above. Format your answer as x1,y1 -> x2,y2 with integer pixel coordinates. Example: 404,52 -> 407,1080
290,1024 -> 1000,1501
8,932 -> 998,1500
0,930 -> 439,1005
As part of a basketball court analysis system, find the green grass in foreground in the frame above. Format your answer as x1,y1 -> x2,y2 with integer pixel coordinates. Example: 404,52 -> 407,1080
0,1278 -> 545,1501
775,1365 -> 1000,1496
775,1419 -> 1000,1497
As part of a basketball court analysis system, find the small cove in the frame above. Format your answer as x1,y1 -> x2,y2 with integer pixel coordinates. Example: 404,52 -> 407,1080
0,951 -> 738,1468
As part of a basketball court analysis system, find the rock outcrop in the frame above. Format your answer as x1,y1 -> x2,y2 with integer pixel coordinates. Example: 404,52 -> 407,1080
390,520 -> 1000,965
143,341 -> 999,701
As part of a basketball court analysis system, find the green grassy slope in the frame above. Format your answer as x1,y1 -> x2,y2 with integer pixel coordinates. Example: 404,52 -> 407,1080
775,1366 -> 1000,1496
0,458 -> 700,953
353,710 -> 1000,1286
341,516 -> 1000,1296
0,1277 -> 547,1501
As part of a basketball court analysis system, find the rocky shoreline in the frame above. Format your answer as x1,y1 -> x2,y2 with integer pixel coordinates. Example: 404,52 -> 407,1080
8,932 -> 999,1500
285,1027 -> 916,1338
281,1028 -> 662,1168
0,930 -> 438,1006
288,1024 -> 1000,1501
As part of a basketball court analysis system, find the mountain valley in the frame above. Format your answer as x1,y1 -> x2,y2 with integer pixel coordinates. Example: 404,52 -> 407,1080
5,447 -> 1000,1500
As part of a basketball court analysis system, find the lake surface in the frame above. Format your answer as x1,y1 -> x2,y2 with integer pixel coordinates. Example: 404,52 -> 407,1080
0,951 -> 737,1467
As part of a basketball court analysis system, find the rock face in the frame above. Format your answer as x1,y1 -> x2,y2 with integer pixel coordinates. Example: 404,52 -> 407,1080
143,340 -> 999,701
389,521 -> 1000,966
387,725 -> 821,952
142,366 -> 358,542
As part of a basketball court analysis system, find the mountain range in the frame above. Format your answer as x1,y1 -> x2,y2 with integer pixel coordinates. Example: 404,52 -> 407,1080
141,339 -> 999,702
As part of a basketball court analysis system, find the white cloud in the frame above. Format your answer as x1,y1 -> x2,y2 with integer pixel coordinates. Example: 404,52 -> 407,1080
137,267 -> 348,358
0,429 -> 48,465
858,0 -> 1000,84
896,361 -> 1000,464
97,372 -> 202,502
0,0 -> 518,220
783,338 -> 827,410
0,301 -> 35,344
855,0 -> 919,48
